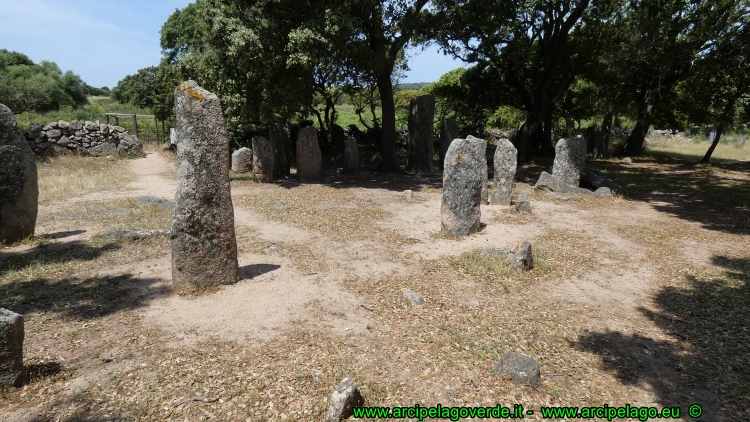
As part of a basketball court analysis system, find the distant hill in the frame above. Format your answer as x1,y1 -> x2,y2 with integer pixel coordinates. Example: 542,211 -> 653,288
395,82 -> 432,91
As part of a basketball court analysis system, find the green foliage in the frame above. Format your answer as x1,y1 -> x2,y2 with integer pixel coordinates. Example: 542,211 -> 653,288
111,64 -> 181,124
0,49 -> 90,114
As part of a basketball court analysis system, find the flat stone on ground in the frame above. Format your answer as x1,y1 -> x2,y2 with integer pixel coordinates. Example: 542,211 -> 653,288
494,351 -> 541,388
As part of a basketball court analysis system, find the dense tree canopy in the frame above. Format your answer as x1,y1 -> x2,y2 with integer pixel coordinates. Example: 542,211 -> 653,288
0,49 -> 94,114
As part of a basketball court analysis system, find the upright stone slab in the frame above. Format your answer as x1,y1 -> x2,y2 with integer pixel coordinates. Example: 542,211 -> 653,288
552,138 -> 586,186
442,137 -> 484,236
231,147 -> 253,173
171,81 -> 238,294
269,122 -> 291,177
491,139 -> 517,205
252,136 -> 274,183
467,135 -> 489,204
0,103 -> 38,244
439,118 -> 458,170
0,309 -> 25,388
406,95 -> 435,172
343,137 -> 359,173
296,126 -> 322,182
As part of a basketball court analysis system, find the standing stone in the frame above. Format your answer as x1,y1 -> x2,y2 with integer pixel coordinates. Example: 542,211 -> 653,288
269,122 -> 291,177
512,193 -> 531,213
252,136 -> 274,183
406,95 -> 435,173
171,81 -> 238,294
324,377 -> 366,422
506,241 -> 533,271
0,309 -> 25,388
296,126 -> 322,182
439,118 -> 458,170
343,137 -> 359,173
491,139 -> 517,205
442,137 -> 485,236
552,138 -> 586,186
0,103 -> 38,244
231,147 -> 253,173
468,135 -> 489,204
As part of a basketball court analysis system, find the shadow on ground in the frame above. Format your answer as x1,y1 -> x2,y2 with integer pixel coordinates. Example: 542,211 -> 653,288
0,239 -> 120,278
574,255 -> 750,421
239,263 -> 281,279
594,158 -> 750,235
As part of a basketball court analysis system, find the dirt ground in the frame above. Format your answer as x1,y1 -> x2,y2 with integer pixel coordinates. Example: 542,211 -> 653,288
0,145 -> 748,421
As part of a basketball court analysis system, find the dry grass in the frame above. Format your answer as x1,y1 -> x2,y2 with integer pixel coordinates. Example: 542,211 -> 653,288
42,198 -> 173,232
235,185 -> 394,241
37,156 -> 133,205
647,135 -> 750,162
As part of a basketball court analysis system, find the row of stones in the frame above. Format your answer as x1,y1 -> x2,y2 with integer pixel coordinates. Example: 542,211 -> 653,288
22,119 -> 141,157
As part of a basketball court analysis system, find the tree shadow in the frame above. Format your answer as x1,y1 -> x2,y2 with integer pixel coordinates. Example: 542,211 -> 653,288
574,255 -> 750,421
47,230 -> 86,240
0,239 -> 121,278
270,169 -> 444,193
593,158 -> 750,235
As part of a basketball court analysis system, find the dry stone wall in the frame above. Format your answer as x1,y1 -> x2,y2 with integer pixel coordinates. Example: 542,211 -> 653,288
23,119 -> 145,158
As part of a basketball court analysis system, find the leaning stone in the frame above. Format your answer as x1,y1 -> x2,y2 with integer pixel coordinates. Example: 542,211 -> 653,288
99,228 -> 170,241
535,172 -> 591,195
506,241 -> 533,271
296,126 -> 322,182
406,95 -> 435,172
252,136 -> 274,183
117,133 -> 145,157
581,167 -> 623,194
343,137 -> 359,173
324,377 -> 366,422
0,104 -> 38,244
493,352 -> 541,388
269,122 -> 291,177
552,138 -> 586,186
171,80 -> 239,294
442,137 -> 484,236
491,139 -> 517,205
231,147 -> 253,173
439,118 -> 458,170
0,309 -> 25,388
402,288 -> 425,305
512,192 -> 531,213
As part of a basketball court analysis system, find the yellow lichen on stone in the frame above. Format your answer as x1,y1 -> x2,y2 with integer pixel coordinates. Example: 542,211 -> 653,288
178,81 -> 206,101
456,155 -> 463,162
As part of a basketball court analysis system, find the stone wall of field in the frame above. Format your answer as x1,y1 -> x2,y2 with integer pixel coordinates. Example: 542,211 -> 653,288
23,120 -> 145,158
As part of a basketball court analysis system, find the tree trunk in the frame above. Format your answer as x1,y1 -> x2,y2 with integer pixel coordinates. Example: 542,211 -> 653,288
375,68 -> 401,173
625,99 -> 654,156
601,112 -> 613,156
700,125 -> 723,164
515,110 -> 544,164
540,112 -> 554,157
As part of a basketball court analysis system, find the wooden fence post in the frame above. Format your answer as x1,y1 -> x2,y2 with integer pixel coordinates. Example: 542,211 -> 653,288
132,114 -> 138,138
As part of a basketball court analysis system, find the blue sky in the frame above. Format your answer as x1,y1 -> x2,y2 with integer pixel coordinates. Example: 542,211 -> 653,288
0,0 -> 464,88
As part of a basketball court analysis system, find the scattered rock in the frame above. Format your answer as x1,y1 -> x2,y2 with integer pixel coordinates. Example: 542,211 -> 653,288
439,118 -> 458,170
512,192 -> 531,213
506,241 -> 533,271
493,351 -> 541,388
116,133 -> 146,157
252,136 -> 274,183
552,138 -> 586,186
324,377 -> 366,422
0,308 -> 25,388
406,95 -> 436,173
231,147 -> 253,173
99,228 -> 169,241
264,245 -> 285,254
171,80 -> 239,294
0,103 -> 38,244
491,139 -> 517,205
620,157 -> 632,164
296,126 -> 322,182
593,187 -> 613,199
442,137 -> 485,236
402,288 -> 425,305
266,201 -> 287,210
401,190 -> 414,201
137,196 -> 175,210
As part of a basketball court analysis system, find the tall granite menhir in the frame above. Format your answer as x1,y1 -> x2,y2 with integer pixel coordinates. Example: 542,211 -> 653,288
0,308 -> 25,388
492,138 -> 517,205
171,81 -> 238,294
442,137 -> 485,236
552,138 -> 586,186
0,103 -> 38,244
406,95 -> 435,172
296,126 -> 322,181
